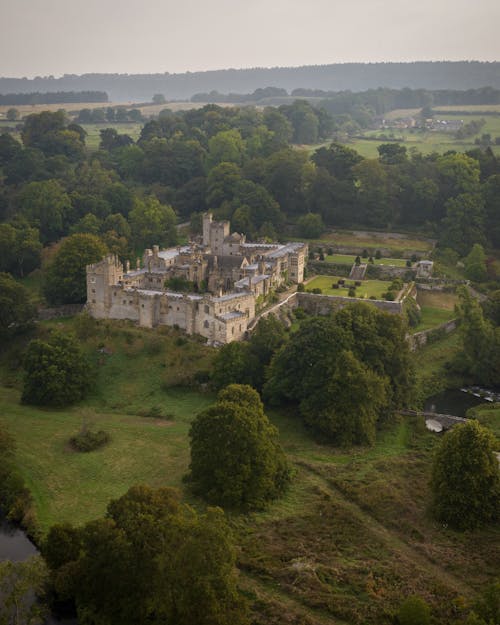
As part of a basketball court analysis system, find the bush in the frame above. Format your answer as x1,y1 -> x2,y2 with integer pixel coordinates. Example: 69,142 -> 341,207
327,248 -> 333,255
362,249 -> 368,258
397,596 -> 431,625
368,256 -> 374,264
348,287 -> 356,297
355,255 -> 361,265
297,283 -> 305,292
406,259 -> 412,267
384,291 -> 395,301
375,250 -> 381,259
355,280 -> 362,287
70,428 -> 110,452
311,287 -> 322,294
332,283 -> 339,289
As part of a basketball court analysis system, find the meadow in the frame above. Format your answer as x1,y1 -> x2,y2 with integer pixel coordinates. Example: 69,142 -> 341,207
0,316 -> 498,624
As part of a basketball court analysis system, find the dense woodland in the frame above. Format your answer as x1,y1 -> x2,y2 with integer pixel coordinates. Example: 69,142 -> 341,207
1,61 -> 500,102
1,103 -> 500,286
0,91 -> 108,105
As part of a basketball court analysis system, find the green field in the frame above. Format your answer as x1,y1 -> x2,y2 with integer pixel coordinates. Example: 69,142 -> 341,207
350,109 -> 500,158
310,229 -> 435,256
412,290 -> 458,332
325,253 -> 409,266
306,275 -> 394,299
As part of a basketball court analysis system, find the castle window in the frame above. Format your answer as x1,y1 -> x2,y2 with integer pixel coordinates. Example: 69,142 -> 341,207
92,289 -> 95,294
90,277 -> 96,283
232,327 -> 234,335
129,300 -> 133,304
141,304 -> 144,308
123,300 -> 126,304
204,320 -> 209,328
177,307 -> 179,311
204,304 -> 209,314
92,299 -> 96,304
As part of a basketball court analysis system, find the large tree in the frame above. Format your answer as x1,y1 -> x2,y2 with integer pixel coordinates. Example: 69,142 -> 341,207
43,233 -> 107,305
43,485 -> 248,625
22,331 -> 92,406
188,385 -> 290,509
430,420 -> 500,530
0,273 -> 36,340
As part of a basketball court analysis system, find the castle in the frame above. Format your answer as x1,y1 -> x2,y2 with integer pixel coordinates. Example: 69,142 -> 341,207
86,213 -> 308,344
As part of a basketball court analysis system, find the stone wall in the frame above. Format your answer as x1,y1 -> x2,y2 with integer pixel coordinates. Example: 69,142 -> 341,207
408,319 -> 458,351
38,304 -> 85,320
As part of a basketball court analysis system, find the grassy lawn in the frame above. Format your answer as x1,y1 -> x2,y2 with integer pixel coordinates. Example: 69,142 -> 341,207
306,275 -> 394,299
325,254 -> 409,267
411,290 -> 458,332
0,386 -> 212,531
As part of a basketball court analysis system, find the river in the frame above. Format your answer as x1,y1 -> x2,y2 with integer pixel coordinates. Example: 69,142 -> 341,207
0,513 -> 77,624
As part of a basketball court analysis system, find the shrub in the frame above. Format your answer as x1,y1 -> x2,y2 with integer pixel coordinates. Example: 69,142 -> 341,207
368,256 -> 374,264
355,255 -> 361,265
375,250 -> 381,259
406,259 -> 412,267
297,283 -> 305,292
327,247 -> 333,255
397,596 -> 431,625
355,280 -> 362,287
362,249 -> 368,258
311,287 -> 322,294
384,291 -> 395,301
332,283 -> 339,289
70,428 -> 110,452
348,287 -> 356,297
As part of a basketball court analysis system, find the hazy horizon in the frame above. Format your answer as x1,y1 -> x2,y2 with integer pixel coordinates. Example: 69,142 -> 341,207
1,0 -> 499,79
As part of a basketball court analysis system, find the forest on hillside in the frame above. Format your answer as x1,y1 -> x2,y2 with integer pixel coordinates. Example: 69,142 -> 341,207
1,61 -> 500,102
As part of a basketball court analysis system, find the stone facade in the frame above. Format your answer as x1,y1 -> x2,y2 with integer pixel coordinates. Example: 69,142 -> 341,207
86,213 -> 308,343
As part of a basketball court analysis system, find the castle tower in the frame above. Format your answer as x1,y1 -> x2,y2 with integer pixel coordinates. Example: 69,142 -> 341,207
202,213 -> 213,247
86,255 -> 123,318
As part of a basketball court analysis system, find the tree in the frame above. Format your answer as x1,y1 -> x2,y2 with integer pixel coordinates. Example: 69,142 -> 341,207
43,485 -> 248,625
129,196 -> 177,249
0,220 -> 42,277
211,341 -> 258,390
22,330 -> 92,406
0,273 -> 36,340
43,233 -> 107,305
430,420 -> 500,530
19,179 -> 72,243
0,557 -> 49,625
22,110 -> 85,160
206,129 -> 245,169
464,243 -> 488,281
6,107 -> 20,121
297,213 -> 325,238
152,93 -> 166,104
188,385 -> 290,509
440,193 -> 486,256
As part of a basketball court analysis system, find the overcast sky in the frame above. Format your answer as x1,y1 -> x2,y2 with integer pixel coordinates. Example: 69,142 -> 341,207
1,0 -> 499,77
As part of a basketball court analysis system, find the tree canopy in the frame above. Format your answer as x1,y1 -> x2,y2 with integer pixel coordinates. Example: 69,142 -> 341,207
22,331 -> 92,406
430,420 -> 500,530
43,485 -> 248,625
43,233 -> 107,305
188,384 -> 290,509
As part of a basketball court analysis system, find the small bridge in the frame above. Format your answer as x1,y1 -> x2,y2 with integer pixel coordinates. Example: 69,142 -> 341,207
399,409 -> 467,432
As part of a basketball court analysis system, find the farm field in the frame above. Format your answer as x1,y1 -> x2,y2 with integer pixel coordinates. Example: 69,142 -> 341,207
349,108 -> 500,158
306,275 -> 392,299
1,318 -> 499,624
325,253 -> 409,266
310,229 -> 435,256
